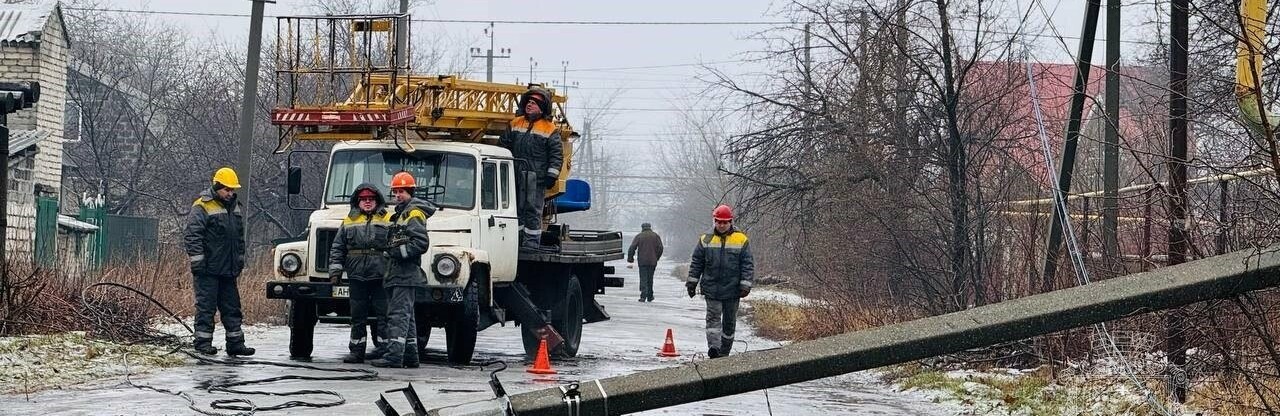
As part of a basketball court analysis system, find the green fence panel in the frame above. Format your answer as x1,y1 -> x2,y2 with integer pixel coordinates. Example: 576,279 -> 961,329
34,196 -> 57,265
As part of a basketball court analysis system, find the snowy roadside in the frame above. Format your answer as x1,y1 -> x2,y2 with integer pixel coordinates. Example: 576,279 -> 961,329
880,365 -> 1210,416
0,323 -> 279,395
735,280 -> 1210,416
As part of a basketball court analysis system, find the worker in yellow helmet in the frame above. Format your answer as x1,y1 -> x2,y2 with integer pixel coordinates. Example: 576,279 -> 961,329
183,167 -> 254,356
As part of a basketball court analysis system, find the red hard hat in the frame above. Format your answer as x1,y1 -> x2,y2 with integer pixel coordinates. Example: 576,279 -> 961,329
390,172 -> 416,189
712,204 -> 734,221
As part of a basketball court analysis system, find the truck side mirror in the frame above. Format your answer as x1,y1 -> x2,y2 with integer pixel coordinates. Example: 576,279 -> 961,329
287,166 -> 302,195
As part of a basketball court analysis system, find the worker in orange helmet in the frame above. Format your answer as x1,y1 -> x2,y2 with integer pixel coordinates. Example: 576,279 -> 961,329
686,204 -> 754,358
368,171 -> 436,368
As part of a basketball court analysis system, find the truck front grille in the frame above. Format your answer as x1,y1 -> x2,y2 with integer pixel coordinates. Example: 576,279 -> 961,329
314,228 -> 337,272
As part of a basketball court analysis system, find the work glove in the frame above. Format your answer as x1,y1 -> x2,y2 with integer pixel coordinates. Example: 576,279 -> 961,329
540,175 -> 558,189
739,286 -> 751,298
627,257 -> 634,263
329,270 -> 342,284
686,281 -> 698,298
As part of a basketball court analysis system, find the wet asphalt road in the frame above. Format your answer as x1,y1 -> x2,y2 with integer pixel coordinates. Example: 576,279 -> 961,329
0,261 -> 955,415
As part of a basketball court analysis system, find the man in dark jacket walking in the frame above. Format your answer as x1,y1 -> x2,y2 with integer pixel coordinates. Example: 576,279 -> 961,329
627,223 -> 664,302
184,167 -> 255,356
687,204 -> 754,359
329,183 -> 393,363
500,87 -> 562,251
369,172 -> 435,368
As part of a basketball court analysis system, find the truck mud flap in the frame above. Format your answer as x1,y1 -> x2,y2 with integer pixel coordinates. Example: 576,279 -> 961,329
493,284 -> 564,351
584,297 -> 610,324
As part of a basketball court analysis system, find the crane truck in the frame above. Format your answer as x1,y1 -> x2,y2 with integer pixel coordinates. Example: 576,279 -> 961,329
261,13 -> 623,364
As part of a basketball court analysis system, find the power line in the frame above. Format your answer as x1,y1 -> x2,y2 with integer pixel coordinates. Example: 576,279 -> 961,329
64,6 -> 1168,45
63,7 -> 802,25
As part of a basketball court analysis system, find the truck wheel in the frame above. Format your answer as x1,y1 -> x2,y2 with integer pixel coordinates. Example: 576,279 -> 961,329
288,300 -> 317,359
551,276 -> 584,358
521,276 -> 584,358
446,280 -> 478,364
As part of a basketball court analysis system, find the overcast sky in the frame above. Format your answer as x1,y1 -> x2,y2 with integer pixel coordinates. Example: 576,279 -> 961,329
77,0 -> 1168,224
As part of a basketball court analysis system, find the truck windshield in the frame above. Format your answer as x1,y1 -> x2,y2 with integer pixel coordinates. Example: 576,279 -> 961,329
325,150 -> 477,210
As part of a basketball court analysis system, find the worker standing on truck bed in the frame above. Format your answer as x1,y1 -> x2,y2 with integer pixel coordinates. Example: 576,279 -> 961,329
329,183 -> 393,364
687,204 -> 754,358
369,172 -> 435,368
500,86 -> 563,251
184,167 -> 255,357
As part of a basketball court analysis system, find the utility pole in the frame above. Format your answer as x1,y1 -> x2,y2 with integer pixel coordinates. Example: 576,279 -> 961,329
1102,0 -> 1120,271
528,57 -> 538,85
236,0 -> 273,249
1041,0 -> 1102,291
561,61 -> 569,87
554,61 -> 578,100
1167,0 -> 1190,403
469,22 -> 510,82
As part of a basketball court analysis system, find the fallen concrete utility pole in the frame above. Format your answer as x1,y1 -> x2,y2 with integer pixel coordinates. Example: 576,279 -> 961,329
419,245 -> 1280,415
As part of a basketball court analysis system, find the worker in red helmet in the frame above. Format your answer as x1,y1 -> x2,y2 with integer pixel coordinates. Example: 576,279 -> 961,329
686,204 -> 754,358
369,171 -> 436,368
327,183 -> 393,364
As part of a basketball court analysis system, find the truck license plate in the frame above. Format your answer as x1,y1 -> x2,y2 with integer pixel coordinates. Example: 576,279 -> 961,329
333,285 -> 349,298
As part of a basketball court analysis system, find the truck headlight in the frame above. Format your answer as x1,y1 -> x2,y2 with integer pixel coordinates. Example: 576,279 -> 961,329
280,253 -> 302,276
433,254 -> 460,279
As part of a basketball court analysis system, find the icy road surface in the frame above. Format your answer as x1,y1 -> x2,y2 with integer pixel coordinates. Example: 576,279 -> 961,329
0,262 -> 958,415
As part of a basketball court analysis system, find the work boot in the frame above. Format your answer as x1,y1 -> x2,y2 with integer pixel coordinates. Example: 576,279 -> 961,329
194,343 -> 218,356
403,344 -> 420,368
226,337 -> 256,355
342,349 -> 365,364
369,356 -> 404,368
720,338 -> 734,357
708,348 -> 721,358
366,348 -> 385,360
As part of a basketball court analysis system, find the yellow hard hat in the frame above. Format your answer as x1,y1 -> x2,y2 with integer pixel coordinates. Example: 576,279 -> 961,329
212,167 -> 241,189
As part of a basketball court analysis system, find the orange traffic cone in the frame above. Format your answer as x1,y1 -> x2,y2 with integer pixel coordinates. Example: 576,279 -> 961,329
657,328 -> 680,357
527,338 -> 557,374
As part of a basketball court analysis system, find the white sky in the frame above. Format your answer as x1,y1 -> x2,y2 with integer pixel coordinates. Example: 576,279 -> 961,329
77,0 -> 1170,223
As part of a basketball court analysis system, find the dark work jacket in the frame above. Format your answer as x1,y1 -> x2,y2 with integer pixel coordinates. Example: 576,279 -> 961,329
184,188 -> 245,278
628,229 -> 665,266
329,183 -> 393,281
688,227 -> 755,300
384,198 -> 434,287
501,116 -> 563,184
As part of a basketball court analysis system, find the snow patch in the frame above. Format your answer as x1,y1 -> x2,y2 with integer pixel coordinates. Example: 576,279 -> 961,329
0,332 -> 184,394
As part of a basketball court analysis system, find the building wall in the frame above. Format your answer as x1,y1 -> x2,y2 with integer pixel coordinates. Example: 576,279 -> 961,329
6,154 -> 35,258
34,10 -> 66,196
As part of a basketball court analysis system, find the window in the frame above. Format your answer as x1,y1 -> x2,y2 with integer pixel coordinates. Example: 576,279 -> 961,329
480,162 -> 497,210
325,150 -> 477,209
499,161 -> 510,209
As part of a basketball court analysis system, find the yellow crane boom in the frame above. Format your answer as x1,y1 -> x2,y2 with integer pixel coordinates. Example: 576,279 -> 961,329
267,14 -> 577,193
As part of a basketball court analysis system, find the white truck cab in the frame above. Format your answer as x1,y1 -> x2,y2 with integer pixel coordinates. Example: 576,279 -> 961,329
267,139 -> 623,364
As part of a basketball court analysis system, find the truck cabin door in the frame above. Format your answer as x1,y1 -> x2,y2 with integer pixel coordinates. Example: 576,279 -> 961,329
480,159 -> 518,279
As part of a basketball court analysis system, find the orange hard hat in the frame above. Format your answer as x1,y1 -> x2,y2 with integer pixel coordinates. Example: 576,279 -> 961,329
390,172 -> 416,189
712,204 -> 734,221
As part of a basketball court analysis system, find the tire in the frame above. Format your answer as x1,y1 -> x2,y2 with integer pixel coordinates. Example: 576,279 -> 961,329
288,300 -> 317,359
552,276 -> 584,358
519,276 -> 584,359
445,280 -> 478,365
415,303 -> 432,354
